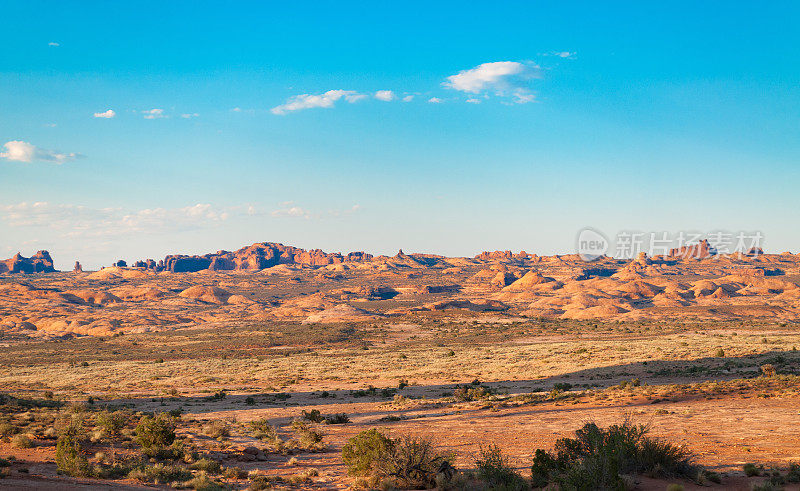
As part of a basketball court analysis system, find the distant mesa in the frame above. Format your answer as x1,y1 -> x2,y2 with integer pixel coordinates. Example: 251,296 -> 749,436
138,242 -> 374,273
668,239 -> 716,259
0,251 -> 55,274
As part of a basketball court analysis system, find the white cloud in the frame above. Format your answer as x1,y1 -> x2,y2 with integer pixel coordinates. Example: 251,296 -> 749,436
374,90 -> 395,101
180,113 -> 199,119
1,141 -> 79,164
444,61 -> 539,103
142,108 -> 166,119
466,98 -> 481,104
271,90 -> 365,115
230,107 -> 242,112
551,51 -> 576,59
0,202 -> 230,238
94,109 -> 116,118
402,95 -> 414,102
271,206 -> 310,219
428,97 -> 442,103
48,42 -> 59,47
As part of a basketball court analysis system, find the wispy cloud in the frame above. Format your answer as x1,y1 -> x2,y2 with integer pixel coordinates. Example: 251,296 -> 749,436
93,109 -> 116,118
0,202 -> 229,238
1,141 -> 80,164
546,51 -> 576,59
48,42 -> 60,47
180,113 -> 199,119
428,97 -> 442,103
402,95 -> 414,102
142,108 -> 166,119
374,90 -> 395,101
444,61 -> 540,104
271,206 -> 310,219
271,90 -> 366,115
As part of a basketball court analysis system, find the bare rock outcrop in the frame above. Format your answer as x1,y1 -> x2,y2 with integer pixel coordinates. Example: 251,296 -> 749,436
0,251 -> 56,274
160,242 -> 373,273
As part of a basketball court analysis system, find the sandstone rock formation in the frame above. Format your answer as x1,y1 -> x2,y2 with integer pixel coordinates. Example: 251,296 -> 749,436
158,242 -> 373,273
669,239 -> 716,259
0,251 -> 56,274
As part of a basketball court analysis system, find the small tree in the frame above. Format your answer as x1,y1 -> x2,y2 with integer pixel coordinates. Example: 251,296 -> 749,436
134,413 -> 176,456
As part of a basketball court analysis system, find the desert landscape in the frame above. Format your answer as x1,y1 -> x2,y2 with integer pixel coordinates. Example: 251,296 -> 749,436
1,243 -> 799,489
3,3 -> 799,489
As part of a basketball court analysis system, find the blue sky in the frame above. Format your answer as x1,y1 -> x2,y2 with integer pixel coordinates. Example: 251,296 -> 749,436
1,1 -> 799,269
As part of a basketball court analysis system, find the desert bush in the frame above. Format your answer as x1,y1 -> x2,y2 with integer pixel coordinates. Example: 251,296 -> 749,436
96,410 -> 129,440
249,476 -> 273,490
183,470 -> 226,490
375,435 -> 453,489
55,431 -> 90,477
11,434 -> 33,448
301,409 -> 324,423
325,413 -> 350,424
223,466 -> 248,479
530,420 -> 697,488
475,444 -> 528,490
761,364 -> 777,377
787,462 -> 800,483
206,390 -> 226,401
342,429 -> 452,488
127,463 -> 191,483
453,384 -> 494,402
134,413 -> 176,457
0,423 -> 17,438
715,348 -> 726,357
202,420 -> 231,439
744,463 -> 761,477
249,419 -> 282,445
290,420 -> 324,450
190,457 -> 222,474
342,428 -> 394,476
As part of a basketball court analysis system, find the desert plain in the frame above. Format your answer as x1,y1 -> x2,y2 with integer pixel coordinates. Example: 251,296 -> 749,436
0,241 -> 799,490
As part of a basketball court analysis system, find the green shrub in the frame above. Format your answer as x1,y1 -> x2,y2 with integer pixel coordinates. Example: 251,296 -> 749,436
11,434 -> 33,448
290,420 -> 323,450
530,420 -> 697,488
223,466 -> 248,479
0,423 -> 17,438
190,457 -> 222,474
475,444 -> 528,490
342,428 -> 394,476
342,429 -> 452,488
183,470 -> 226,490
55,432 -> 90,477
375,435 -> 453,489
249,419 -> 281,445
301,409 -> 324,423
134,413 -> 176,456
324,413 -> 350,424
202,420 -> 230,439
127,463 -> 191,483
96,410 -> 129,440
744,463 -> 761,477
453,384 -> 494,402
